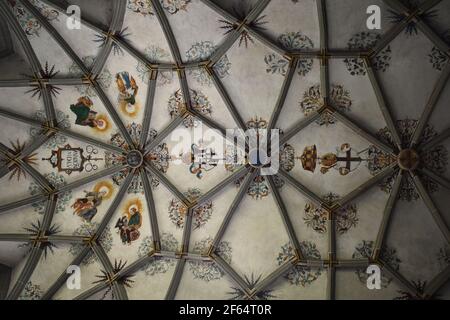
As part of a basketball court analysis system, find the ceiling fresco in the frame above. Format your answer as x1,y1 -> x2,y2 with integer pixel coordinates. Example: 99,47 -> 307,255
0,0 -> 449,300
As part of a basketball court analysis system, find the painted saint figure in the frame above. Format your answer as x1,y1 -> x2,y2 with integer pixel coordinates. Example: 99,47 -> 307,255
115,207 -> 142,245
71,190 -> 106,222
116,71 -> 140,117
70,97 -> 100,128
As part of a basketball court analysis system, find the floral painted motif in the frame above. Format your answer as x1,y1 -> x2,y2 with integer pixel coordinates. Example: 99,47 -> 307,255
30,110 -> 71,149
162,0 -> 190,14
429,30 -> 450,71
127,0 -> 154,15
29,173 -> 72,214
18,281 -> 42,300
277,242 -> 322,286
188,237 -> 232,282
300,84 -> 352,125
137,46 -> 174,86
168,89 -> 212,127
344,32 -> 392,76
127,0 -> 190,15
169,188 -> 213,229
186,41 -> 231,86
147,143 -> 171,173
303,193 -> 358,234
265,32 -> 314,77
69,222 -> 113,265
366,145 -> 397,176
8,0 -> 59,37
138,233 -> 179,276
69,56 -> 113,96
280,144 -> 296,172
353,240 -> 401,288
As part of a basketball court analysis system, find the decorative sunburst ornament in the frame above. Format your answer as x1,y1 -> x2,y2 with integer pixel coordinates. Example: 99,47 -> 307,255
20,220 -> 61,259
6,139 -> 38,182
388,0 -> 438,36
24,62 -> 61,99
94,27 -> 131,56
93,259 -> 135,300
219,4 -> 268,48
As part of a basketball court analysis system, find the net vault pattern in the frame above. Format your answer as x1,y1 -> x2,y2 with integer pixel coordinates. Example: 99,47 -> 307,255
0,0 -> 449,300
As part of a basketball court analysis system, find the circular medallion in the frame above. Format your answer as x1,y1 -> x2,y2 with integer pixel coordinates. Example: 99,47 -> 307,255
126,150 -> 144,168
398,149 -> 420,171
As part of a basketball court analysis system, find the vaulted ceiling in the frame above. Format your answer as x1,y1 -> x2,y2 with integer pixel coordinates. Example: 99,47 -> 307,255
0,0 -> 449,300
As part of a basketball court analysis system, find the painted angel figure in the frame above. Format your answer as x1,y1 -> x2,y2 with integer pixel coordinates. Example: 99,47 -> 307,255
71,190 -> 106,222
116,71 -> 140,117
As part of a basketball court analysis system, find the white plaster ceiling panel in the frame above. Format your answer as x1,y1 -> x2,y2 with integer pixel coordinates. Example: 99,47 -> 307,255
374,30 -> 443,122
259,0 -> 320,47
7,256 -> 28,296
286,120 -> 379,197
432,137 -> 450,181
326,0 -> 390,49
275,58 -> 321,132
7,1 -> 77,77
329,59 -> 389,134
0,174 -> 35,205
52,259 -> 104,300
385,197 -> 447,284
219,193 -> 291,281
437,281 -> 450,299
431,0 -> 450,35
187,183 -> 240,251
126,261 -> 176,300
122,4 -> 175,63
152,182 -> 185,252
162,0 -> 228,63
428,79 -> 450,134
175,268 -> 235,300
23,243 -> 77,296
265,269 -> 328,300
31,0 -> 102,62
86,288 -> 114,300
335,269 -> 403,300
336,184 -> 390,260
0,117 -> 34,149
0,204 -> 43,234
0,87 -> 45,117
148,70 -> 179,133
219,39 -> 287,122
431,184 -> 450,231
185,71 -> 239,130
0,242 -> 28,268
0,32 -> 32,80
278,183 -> 328,258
